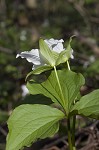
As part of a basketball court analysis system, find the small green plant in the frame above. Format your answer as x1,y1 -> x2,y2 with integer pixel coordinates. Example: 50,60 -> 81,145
6,38 -> 99,150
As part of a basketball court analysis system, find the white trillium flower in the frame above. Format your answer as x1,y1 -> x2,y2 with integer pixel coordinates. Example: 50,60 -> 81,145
16,38 -> 73,71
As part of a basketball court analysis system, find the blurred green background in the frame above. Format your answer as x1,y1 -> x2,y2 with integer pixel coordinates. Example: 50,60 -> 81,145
0,0 -> 99,149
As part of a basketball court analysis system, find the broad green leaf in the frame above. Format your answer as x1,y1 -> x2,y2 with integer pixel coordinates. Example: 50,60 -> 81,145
71,89 -> 99,119
39,39 -> 57,66
27,70 -> 85,113
6,104 -> 64,150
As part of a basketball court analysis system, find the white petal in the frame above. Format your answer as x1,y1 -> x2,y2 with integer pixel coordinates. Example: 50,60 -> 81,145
32,64 -> 37,70
52,42 -> 64,53
32,64 -> 40,70
16,49 -> 41,65
44,38 -> 64,53
32,63 -> 47,70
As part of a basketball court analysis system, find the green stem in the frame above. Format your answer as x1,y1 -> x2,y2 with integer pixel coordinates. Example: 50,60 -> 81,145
53,66 -> 65,107
67,60 -> 70,70
67,118 -> 73,150
66,60 -> 76,150
72,115 -> 76,150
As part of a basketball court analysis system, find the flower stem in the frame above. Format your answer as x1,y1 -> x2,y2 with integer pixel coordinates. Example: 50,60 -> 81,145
53,66 -> 65,108
66,61 -> 76,150
72,115 -> 76,150
67,118 -> 73,150
67,60 -> 70,70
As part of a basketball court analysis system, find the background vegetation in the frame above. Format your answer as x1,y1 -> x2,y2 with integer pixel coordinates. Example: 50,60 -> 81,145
0,0 -> 99,149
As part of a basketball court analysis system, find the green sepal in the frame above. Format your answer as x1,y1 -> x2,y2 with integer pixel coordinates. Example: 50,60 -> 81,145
26,65 -> 52,80
39,39 -> 57,66
56,36 -> 74,66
